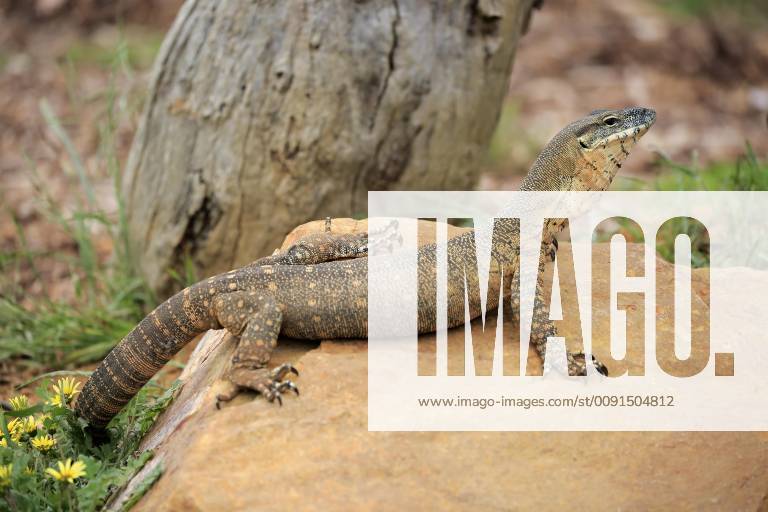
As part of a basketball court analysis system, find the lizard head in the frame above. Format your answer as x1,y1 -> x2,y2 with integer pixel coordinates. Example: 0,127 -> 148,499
522,106 -> 656,192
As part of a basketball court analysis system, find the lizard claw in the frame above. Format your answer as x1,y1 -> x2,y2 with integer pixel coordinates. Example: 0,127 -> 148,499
215,380 -> 240,409
590,354 -> 608,376
263,364 -> 300,404
269,362 -> 299,380
265,380 -> 299,406
224,362 -> 301,407
276,380 -> 300,396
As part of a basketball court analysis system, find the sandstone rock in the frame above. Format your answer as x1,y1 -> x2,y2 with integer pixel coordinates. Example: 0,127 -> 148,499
111,221 -> 768,511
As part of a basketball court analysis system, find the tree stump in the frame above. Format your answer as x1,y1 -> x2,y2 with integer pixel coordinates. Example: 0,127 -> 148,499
124,0 -> 539,296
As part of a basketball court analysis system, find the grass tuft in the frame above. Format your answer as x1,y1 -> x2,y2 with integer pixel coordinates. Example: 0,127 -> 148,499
0,102 -> 154,369
0,33 -> 160,370
610,142 -> 767,267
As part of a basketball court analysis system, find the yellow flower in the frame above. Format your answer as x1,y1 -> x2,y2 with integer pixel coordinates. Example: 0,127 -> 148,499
23,467 -> 34,476
49,377 -> 81,407
45,459 -> 86,483
6,418 -> 18,433
21,416 -> 36,434
8,416 -> 37,437
6,418 -> 24,441
0,464 -> 11,487
31,434 -> 57,452
0,438 -> 6,447
8,395 -> 29,411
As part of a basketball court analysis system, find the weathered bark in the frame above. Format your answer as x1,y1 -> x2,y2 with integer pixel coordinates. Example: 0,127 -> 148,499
124,0 -> 538,295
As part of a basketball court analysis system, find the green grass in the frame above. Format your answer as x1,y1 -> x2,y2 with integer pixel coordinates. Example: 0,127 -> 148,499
0,99 -> 155,369
0,33 -> 188,507
615,142 -> 767,192
64,28 -> 164,72
651,144 -> 767,192
484,102 -> 541,176
609,143 -> 766,267
0,376 -> 176,511
660,0 -> 768,24
0,34 -> 161,370
487,102 -> 522,167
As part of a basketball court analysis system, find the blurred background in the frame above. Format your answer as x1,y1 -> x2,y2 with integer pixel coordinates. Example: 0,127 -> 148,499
485,0 -> 768,187
0,0 -> 766,380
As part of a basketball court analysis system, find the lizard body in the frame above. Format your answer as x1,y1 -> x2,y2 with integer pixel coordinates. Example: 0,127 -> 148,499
75,107 -> 656,429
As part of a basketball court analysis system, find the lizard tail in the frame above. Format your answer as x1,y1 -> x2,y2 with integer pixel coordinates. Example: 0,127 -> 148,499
75,286 -> 211,429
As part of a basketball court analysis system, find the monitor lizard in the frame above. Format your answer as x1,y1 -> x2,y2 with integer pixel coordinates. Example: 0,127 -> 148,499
75,107 -> 656,431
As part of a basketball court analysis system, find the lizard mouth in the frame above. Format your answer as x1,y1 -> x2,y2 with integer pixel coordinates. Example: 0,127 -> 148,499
584,118 -> 656,150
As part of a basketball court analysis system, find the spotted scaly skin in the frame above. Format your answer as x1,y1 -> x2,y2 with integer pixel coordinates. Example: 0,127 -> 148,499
75,107 -> 656,429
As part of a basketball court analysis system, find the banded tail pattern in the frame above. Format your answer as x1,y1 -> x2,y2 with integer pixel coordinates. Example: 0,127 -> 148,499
75,284 -> 218,428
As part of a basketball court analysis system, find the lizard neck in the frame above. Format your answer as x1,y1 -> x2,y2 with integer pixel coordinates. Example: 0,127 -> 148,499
494,137 -> 614,261
479,107 -> 654,266
519,129 -> 581,193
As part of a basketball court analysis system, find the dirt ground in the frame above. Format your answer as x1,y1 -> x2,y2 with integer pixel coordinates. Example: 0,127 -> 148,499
0,0 -> 766,358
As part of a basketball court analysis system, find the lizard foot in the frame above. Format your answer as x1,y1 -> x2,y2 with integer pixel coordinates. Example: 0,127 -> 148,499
217,363 -> 300,408
260,363 -> 300,405
368,219 -> 404,256
567,352 -> 608,376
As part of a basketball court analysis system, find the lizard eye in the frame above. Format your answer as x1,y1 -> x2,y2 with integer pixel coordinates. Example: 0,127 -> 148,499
603,116 -> 620,126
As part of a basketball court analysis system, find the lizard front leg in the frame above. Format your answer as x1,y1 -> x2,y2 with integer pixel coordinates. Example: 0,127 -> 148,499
211,291 -> 299,407
512,261 -> 608,376
529,275 -> 606,375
